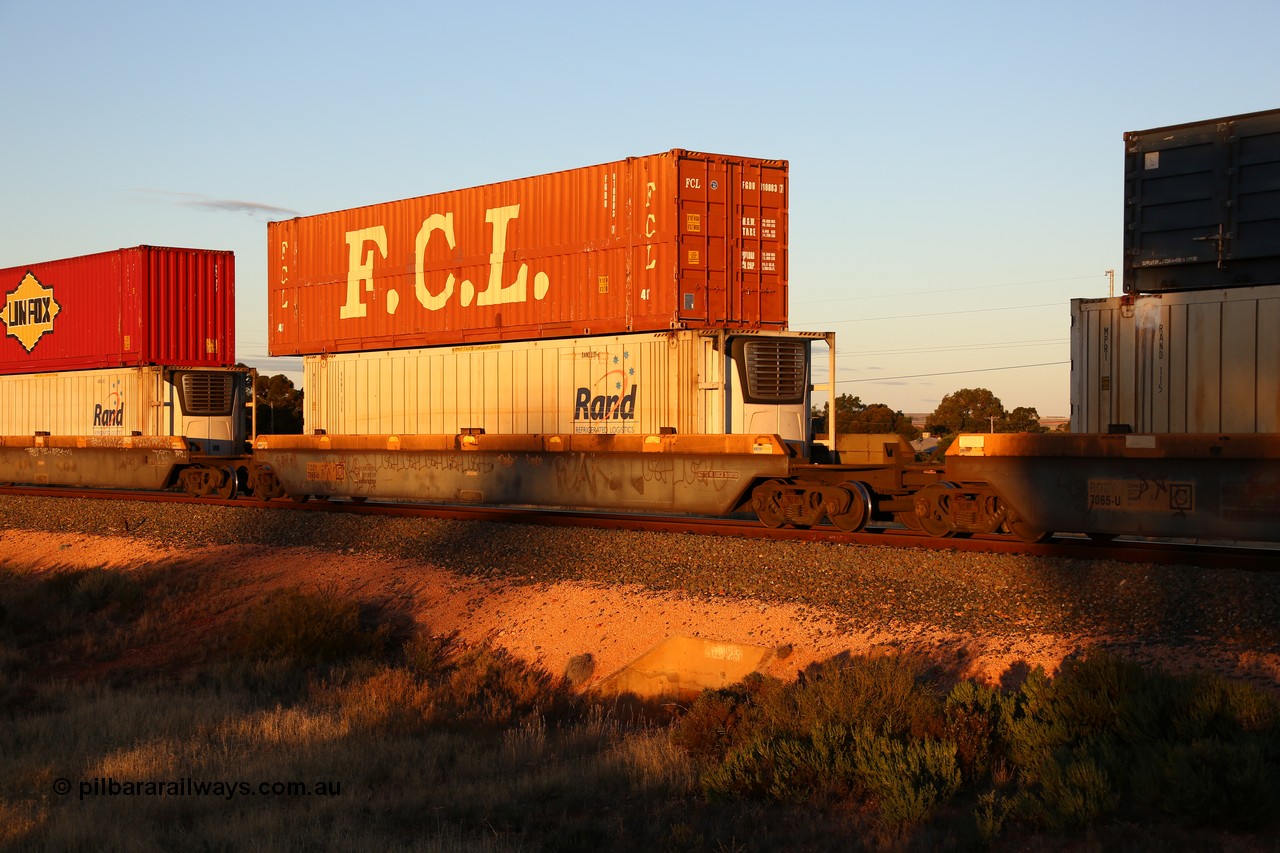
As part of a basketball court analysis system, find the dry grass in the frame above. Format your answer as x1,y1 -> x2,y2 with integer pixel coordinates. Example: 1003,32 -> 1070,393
3,562 -> 1279,852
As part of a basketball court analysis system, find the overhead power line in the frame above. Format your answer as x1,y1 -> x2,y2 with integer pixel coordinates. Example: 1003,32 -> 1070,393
840,338 -> 1066,357
793,274 -> 1103,305
838,360 -> 1070,384
807,302 -> 1062,324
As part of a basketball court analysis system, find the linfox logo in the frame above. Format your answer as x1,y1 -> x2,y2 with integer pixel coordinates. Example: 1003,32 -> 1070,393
573,350 -> 637,432
1,272 -> 62,352
337,204 -> 552,320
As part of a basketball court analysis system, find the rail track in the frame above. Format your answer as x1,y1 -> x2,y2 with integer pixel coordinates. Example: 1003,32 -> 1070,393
2,484 -> 1275,572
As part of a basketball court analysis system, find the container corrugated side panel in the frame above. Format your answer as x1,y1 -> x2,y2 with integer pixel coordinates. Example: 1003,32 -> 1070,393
0,366 -> 166,435
1070,286 -> 1280,433
1124,109 -> 1280,294
2,250 -> 134,374
140,247 -> 235,367
271,157 -> 652,353
269,150 -> 788,356
303,331 -> 723,437
1,247 -> 234,374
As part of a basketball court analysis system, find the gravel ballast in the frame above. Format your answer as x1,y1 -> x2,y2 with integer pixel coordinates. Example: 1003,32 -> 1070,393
3,494 -> 1278,689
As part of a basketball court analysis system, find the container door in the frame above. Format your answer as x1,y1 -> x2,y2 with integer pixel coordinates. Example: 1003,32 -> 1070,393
1124,111 -> 1280,293
700,335 -> 725,434
1073,305 -> 1116,433
675,154 -> 789,328
730,159 -> 788,326
675,157 -> 725,326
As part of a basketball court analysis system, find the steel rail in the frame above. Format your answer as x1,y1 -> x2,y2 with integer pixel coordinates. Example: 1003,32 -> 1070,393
1,485 -> 1276,571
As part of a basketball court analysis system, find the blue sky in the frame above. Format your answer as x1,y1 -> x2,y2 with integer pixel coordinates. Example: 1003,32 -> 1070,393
3,0 -> 1277,417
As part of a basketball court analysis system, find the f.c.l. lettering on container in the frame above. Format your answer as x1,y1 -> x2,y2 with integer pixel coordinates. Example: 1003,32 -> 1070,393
269,150 -> 790,356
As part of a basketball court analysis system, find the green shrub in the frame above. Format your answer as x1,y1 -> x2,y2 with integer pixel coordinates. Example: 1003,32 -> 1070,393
401,629 -> 460,677
1133,734 -> 1280,828
442,642 -> 571,727
1017,747 -> 1118,832
974,790 -> 1011,844
674,654 -> 948,764
701,723 -> 961,827
69,568 -> 145,614
944,679 -> 1012,782
1000,652 -> 1280,833
680,654 -> 961,829
230,588 -> 392,665
700,723 -> 866,803
701,733 -> 828,802
1178,673 -> 1280,737
853,729 -> 963,827
785,654 -> 946,740
671,683 -> 755,759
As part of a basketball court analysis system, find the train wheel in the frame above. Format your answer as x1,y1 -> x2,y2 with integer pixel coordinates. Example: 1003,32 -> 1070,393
249,465 -> 283,501
181,467 -> 215,498
289,493 -> 311,503
254,483 -> 282,501
789,490 -> 828,530
215,467 -> 238,500
992,496 -> 1051,543
896,510 -> 923,532
752,480 -> 789,529
1003,515 -> 1051,544
914,483 -> 957,537
829,482 -> 872,533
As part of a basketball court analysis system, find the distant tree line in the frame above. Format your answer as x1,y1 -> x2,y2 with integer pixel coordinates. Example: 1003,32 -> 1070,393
923,387 -> 1048,437
813,386 -> 1063,449
236,369 -> 304,434
812,394 -> 921,441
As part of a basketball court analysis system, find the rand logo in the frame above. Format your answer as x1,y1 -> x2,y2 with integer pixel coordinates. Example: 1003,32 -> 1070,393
1,272 -> 63,352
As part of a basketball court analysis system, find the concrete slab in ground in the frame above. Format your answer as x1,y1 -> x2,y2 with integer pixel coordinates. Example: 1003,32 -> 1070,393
594,635 -> 775,700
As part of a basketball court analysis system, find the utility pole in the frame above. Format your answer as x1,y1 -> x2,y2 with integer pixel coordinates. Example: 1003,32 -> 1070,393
1106,269 -> 1115,297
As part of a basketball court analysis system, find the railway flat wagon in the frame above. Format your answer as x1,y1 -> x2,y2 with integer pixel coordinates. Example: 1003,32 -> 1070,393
253,329 -> 855,516
0,364 -> 252,493
0,246 -> 250,495
933,432 -> 1280,544
268,149 -> 789,355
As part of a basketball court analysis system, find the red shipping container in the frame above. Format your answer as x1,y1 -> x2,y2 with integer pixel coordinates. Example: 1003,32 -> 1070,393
0,247 -> 235,375
268,149 -> 788,355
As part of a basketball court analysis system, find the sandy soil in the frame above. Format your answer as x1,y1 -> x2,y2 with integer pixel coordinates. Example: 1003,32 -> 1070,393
5,530 -> 1277,693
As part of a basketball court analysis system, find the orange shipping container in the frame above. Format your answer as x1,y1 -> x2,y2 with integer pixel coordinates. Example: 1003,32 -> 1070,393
269,150 -> 788,355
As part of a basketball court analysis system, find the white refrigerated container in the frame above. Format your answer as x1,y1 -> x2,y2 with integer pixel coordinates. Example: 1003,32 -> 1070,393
1070,285 -> 1280,433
